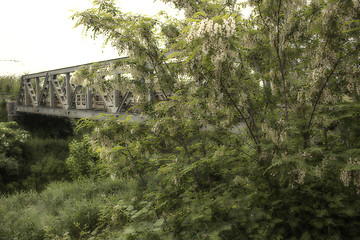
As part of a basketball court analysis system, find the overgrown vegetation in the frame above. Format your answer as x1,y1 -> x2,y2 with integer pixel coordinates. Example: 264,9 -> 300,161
1,0 -> 360,239
0,179 -> 126,240
0,119 -> 72,193
0,75 -> 20,121
0,75 -> 20,101
0,121 -> 29,192
0,97 -> 73,192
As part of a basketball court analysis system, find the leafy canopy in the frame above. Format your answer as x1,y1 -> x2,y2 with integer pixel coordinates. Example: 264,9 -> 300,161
68,0 -> 360,238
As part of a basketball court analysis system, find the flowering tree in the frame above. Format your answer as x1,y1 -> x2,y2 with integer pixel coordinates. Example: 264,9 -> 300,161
71,0 -> 360,238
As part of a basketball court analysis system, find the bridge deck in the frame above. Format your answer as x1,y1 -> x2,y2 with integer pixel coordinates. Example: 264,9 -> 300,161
15,105 -> 146,121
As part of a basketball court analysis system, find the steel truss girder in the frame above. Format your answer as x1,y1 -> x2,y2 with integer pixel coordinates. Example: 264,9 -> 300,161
15,57 -> 169,119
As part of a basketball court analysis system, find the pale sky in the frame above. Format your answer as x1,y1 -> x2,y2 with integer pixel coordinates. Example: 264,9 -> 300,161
0,0 -> 250,76
0,0 -> 177,76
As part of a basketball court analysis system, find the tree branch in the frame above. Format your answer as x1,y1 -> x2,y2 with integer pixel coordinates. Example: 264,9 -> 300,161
274,0 -> 289,125
218,77 -> 261,153
306,57 -> 342,132
256,2 -> 271,31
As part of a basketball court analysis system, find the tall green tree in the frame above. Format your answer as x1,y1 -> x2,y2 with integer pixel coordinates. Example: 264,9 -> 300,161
71,0 -> 360,238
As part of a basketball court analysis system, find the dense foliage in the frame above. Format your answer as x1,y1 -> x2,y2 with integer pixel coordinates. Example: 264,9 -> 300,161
72,0 -> 360,238
0,110 -> 73,193
0,75 -> 20,101
0,75 -> 21,121
0,0 -> 359,239
0,120 -> 71,193
0,121 -> 29,192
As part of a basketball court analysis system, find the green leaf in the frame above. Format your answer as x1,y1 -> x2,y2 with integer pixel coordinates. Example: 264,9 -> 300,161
123,226 -> 136,235
126,205 -> 134,211
300,231 -> 311,240
154,218 -> 164,227
272,218 -> 283,224
310,219 -> 324,229
344,164 -> 360,171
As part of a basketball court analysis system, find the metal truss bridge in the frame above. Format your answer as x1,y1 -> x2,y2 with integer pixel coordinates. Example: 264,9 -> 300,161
12,57 -> 168,120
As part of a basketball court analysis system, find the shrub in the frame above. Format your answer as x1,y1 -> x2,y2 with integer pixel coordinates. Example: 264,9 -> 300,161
66,134 -> 101,180
0,121 -> 29,193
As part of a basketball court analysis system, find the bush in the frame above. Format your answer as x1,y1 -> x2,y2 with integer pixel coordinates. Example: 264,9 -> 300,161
0,121 -> 29,193
66,135 -> 100,180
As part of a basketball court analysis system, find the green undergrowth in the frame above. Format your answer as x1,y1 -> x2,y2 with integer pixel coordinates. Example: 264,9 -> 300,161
21,137 -> 71,191
0,117 -> 72,193
2,164 -> 360,239
0,178 -> 126,240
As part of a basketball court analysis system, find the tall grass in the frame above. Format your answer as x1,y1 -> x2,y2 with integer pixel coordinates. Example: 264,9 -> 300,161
0,178 -> 126,240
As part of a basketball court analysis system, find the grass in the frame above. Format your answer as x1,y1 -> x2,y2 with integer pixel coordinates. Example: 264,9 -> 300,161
0,178 -> 126,240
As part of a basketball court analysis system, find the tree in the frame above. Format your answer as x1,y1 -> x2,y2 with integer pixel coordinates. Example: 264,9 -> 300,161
71,0 -> 360,238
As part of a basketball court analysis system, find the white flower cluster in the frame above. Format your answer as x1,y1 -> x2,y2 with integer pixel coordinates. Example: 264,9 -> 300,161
186,16 -> 236,41
185,16 -> 237,70
261,120 -> 286,145
314,157 -> 329,179
347,78 -> 360,96
90,128 -> 120,179
353,0 -> 360,8
296,167 -> 306,184
287,165 -> 307,188
340,157 -> 360,194
340,169 -> 351,187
